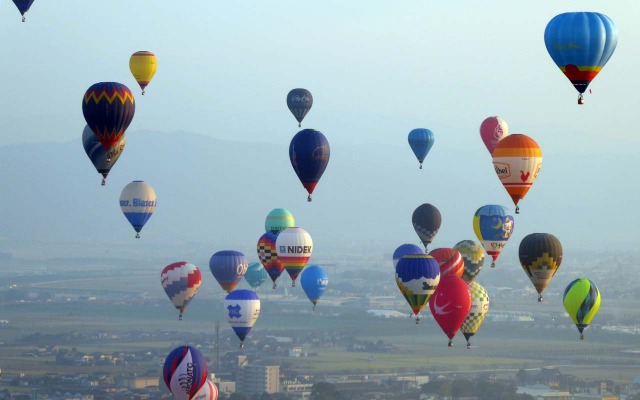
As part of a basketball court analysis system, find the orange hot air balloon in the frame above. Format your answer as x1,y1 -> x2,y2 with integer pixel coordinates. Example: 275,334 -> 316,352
492,134 -> 542,214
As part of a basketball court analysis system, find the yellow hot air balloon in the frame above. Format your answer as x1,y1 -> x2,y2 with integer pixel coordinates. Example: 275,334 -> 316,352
129,51 -> 157,95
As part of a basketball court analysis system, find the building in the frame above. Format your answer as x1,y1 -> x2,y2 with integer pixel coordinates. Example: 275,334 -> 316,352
237,364 -> 280,396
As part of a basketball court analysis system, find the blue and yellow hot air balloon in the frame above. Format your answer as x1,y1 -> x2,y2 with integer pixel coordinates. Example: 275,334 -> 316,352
395,254 -> 440,324
12,0 -> 34,22
209,250 -> 248,293
289,129 -> 330,202
300,265 -> 328,310
473,205 -> 515,268
407,129 -> 434,169
119,181 -> 156,238
544,12 -> 618,104
129,51 -> 158,95
392,244 -> 423,269
82,82 -> 135,152
563,278 -> 601,340
82,125 -> 126,186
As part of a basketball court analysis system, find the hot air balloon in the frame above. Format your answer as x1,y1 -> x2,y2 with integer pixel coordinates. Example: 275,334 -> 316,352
563,278 -> 601,340
287,88 -> 313,127
12,0 -> 34,22
392,244 -> 424,268
479,116 -> 508,156
300,265 -> 328,310
257,231 -> 285,289
82,125 -> 126,186
244,262 -> 268,290
429,275 -> 471,347
194,380 -> 219,400
395,254 -> 440,324
428,248 -> 464,278
120,181 -> 156,238
518,233 -> 563,302
161,262 -> 202,320
289,129 -> 330,202
209,250 -> 248,293
224,289 -> 260,348
407,128 -> 434,169
82,82 -> 135,152
492,134 -> 542,214
412,203 -> 441,250
453,240 -> 485,282
473,205 -> 515,268
163,345 -> 208,400
129,51 -> 158,95
461,281 -> 490,349
265,208 -> 295,232
276,227 -> 313,286
544,12 -> 618,104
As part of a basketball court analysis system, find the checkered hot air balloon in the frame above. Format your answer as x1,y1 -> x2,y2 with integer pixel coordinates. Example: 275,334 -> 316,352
257,231 -> 285,289
453,240 -> 485,282
161,262 -> 202,320
519,233 -> 563,302
163,345 -> 208,400
461,281 -> 490,349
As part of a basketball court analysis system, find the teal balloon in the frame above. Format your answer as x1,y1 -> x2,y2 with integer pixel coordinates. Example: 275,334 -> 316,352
244,262 -> 268,289
408,129 -> 434,169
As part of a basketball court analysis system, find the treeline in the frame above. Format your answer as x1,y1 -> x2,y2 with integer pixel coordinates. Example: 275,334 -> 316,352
420,379 -> 535,400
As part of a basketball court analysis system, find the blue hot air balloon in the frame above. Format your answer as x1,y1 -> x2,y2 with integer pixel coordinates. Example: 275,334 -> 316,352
407,129 -> 434,169
119,181 -> 156,238
163,345 -> 208,400
300,265 -> 328,310
209,250 -> 248,293
12,0 -> 34,22
395,254 -> 440,324
244,262 -> 268,290
289,129 -> 330,202
82,82 -> 135,152
224,289 -> 261,348
392,244 -> 424,268
544,12 -> 618,104
287,88 -> 313,127
82,125 -> 126,186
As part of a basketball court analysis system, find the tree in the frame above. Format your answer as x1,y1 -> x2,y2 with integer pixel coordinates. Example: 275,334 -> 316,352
311,382 -> 340,400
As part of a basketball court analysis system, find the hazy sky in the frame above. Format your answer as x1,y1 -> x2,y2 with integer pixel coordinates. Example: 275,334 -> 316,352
1,1 -> 639,257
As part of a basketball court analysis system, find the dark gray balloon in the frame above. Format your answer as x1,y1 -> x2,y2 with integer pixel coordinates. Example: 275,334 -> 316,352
287,88 -> 313,127
412,203 -> 442,250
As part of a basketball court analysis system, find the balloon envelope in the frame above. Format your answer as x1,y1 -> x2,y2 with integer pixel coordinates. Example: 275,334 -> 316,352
518,233 -> 563,301
209,250 -> 248,293
119,181 -> 156,237
224,289 -> 260,347
289,129 -> 330,201
473,205 -> 515,267
244,262 -> 268,289
429,275 -> 471,346
461,280 -> 490,347
163,345 -> 208,400
275,227 -> 313,285
82,125 -> 126,185
129,51 -> 158,94
412,203 -> 442,250
395,254 -> 440,320
563,278 -> 601,339
453,240 -> 485,282
492,134 -> 542,213
161,262 -> 202,319
265,208 -> 295,232
479,116 -> 508,156
82,82 -> 135,150
544,12 -> 618,97
407,128 -> 434,168
392,244 -> 424,268
257,231 -> 285,287
194,380 -> 219,400
300,265 -> 328,309
428,248 -> 464,278
287,88 -> 313,127
12,0 -> 34,21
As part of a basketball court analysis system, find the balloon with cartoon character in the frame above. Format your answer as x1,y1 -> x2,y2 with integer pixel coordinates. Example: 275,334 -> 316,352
473,205 -> 515,268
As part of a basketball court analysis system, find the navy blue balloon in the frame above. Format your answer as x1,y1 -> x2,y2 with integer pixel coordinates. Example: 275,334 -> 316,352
393,244 -> 424,268
289,129 -> 330,202
12,0 -> 34,21
408,129 -> 434,169
300,265 -> 328,310
287,88 -> 313,127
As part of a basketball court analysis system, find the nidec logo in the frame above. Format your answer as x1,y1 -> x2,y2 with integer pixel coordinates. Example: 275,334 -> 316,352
493,162 -> 511,179
286,245 -> 312,254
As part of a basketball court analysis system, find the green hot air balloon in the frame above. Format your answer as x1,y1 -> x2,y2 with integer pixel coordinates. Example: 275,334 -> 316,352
563,278 -> 601,340
453,240 -> 485,282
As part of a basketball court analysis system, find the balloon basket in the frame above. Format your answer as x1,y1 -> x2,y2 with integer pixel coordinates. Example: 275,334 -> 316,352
447,340 -> 453,347
538,295 -> 543,302
135,233 -> 140,239
580,334 -> 584,340
466,343 -> 471,350
101,179 -> 106,186
307,195 -> 312,202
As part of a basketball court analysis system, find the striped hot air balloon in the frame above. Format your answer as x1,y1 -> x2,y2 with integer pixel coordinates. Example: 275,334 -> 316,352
428,248 -> 464,278
163,345 -> 208,400
264,208 -> 295,233
193,380 -> 219,400
392,243 -> 424,269
161,262 -> 202,320
275,227 -> 313,286
492,134 -> 542,214
395,254 -> 440,324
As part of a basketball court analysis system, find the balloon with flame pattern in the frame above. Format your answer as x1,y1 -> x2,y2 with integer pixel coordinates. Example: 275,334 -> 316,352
544,12 -> 618,104
563,278 -> 601,340
224,289 -> 261,348
82,125 -> 126,186
429,248 -> 464,278
163,345 -> 208,400
395,254 -> 440,324
119,181 -> 156,238
193,380 -> 218,400
12,0 -> 34,22
473,205 -> 515,268
161,262 -> 202,320
407,128 -> 434,169
461,280 -> 490,349
257,231 -> 285,289
209,250 -> 248,293
392,244 -> 424,269
289,129 -> 330,202
82,82 -> 135,152
518,233 -> 563,302
129,51 -> 158,95
287,88 -> 313,127
453,240 -> 485,282
479,116 -> 508,156
429,275 -> 471,347
492,134 -> 542,214
275,227 -> 313,286
300,265 -> 328,310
